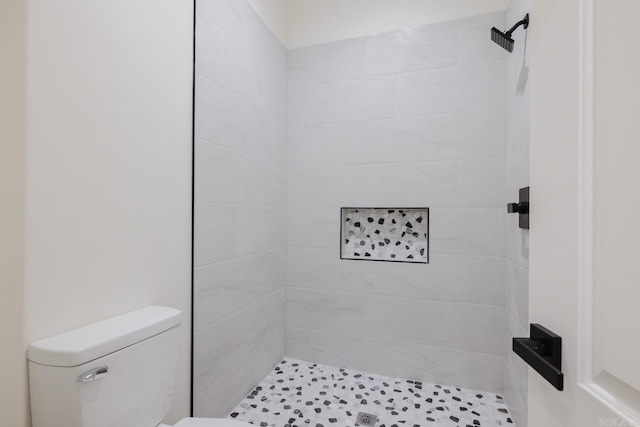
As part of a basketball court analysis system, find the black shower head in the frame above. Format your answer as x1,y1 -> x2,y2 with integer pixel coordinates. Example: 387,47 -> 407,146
491,27 -> 514,52
491,13 -> 529,52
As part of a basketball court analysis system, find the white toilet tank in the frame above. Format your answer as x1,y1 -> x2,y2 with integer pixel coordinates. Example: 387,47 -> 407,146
28,306 -> 182,427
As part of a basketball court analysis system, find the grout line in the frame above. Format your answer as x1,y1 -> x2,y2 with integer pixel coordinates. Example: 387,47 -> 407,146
194,324 -> 286,401
194,202 -> 287,208
196,9 -> 287,86
286,107 -> 506,128
195,71 -> 286,131
286,285 -> 506,309
286,59 -> 507,90
286,157 -> 506,168
194,247 -> 286,270
194,245 -> 287,269
194,288 -> 286,335
288,105 -> 506,127
284,246 -> 506,262
195,137 -> 287,168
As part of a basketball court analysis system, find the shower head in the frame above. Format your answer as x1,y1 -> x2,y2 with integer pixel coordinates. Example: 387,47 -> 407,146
491,13 -> 529,52
491,27 -> 515,52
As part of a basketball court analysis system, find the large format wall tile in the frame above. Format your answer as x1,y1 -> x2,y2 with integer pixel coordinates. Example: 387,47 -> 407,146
288,38 -> 368,87
505,258 -> 529,330
194,139 -> 245,205
285,11 -> 509,396
395,61 -> 503,117
194,290 -> 285,397
284,326 -> 504,394
243,158 -> 287,206
286,287 -> 365,336
194,205 -> 286,266
458,158 -> 506,207
287,110 -> 506,168
365,21 -> 458,76
287,248 -> 341,291
392,343 -> 504,392
287,117 -> 426,167
422,110 -> 507,161
194,0 -> 287,417
285,327 -> 396,379
428,255 -> 504,306
288,77 -> 396,126
196,3 -> 519,413
259,68 -> 287,124
195,329 -> 285,417
194,138 -> 286,206
196,12 -> 262,109
502,0 -> 530,425
197,0 -> 248,50
361,295 -> 504,355
339,257 -> 428,299
195,75 -> 286,165
194,248 -> 286,332
285,327 -> 313,361
429,208 -> 501,256
287,162 -> 460,208
286,207 -> 339,249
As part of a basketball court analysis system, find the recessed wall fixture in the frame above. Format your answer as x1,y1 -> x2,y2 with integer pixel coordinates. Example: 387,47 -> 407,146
340,207 -> 429,264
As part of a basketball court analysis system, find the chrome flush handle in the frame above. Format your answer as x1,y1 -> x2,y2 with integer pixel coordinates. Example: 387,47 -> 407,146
77,365 -> 109,383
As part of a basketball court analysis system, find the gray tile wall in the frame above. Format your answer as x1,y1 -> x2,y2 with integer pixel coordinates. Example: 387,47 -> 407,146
503,0 -> 531,425
193,3 -> 529,415
193,0 -> 287,417
285,13 -> 508,393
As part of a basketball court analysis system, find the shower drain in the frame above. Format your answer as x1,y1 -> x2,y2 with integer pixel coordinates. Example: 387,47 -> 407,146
356,412 -> 378,426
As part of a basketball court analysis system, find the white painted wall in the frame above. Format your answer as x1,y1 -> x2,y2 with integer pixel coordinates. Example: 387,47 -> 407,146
0,0 -> 28,425
20,0 -> 193,425
249,0 -> 509,48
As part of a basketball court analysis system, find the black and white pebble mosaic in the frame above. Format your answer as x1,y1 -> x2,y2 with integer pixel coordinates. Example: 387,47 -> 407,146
228,358 -> 514,427
341,208 -> 429,263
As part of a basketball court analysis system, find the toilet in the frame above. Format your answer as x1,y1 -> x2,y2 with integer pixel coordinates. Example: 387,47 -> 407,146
27,306 -> 252,427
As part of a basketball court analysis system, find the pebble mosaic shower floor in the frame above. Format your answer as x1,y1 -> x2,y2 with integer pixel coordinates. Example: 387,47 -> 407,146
228,359 -> 515,427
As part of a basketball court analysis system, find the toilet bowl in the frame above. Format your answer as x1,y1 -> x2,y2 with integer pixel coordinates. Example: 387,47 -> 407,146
27,306 -> 252,427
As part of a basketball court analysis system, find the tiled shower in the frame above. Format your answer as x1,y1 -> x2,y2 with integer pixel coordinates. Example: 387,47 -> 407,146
194,0 -> 530,425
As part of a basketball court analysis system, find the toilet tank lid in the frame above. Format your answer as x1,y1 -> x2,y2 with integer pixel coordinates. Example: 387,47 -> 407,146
28,306 -> 182,367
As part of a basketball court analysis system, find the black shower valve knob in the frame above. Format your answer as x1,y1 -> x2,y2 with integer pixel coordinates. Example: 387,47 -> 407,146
509,187 -> 530,229
507,201 -> 529,214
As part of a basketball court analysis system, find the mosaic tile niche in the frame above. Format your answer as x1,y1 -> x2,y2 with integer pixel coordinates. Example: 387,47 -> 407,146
341,208 -> 429,263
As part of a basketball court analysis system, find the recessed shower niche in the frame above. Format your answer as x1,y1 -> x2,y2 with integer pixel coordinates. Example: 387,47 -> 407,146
340,207 -> 429,263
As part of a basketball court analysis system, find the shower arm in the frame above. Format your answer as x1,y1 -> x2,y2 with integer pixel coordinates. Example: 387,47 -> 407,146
505,14 -> 530,37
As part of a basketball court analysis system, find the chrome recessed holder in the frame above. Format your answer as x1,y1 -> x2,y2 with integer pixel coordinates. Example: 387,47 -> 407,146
507,187 -> 530,229
513,324 -> 563,391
